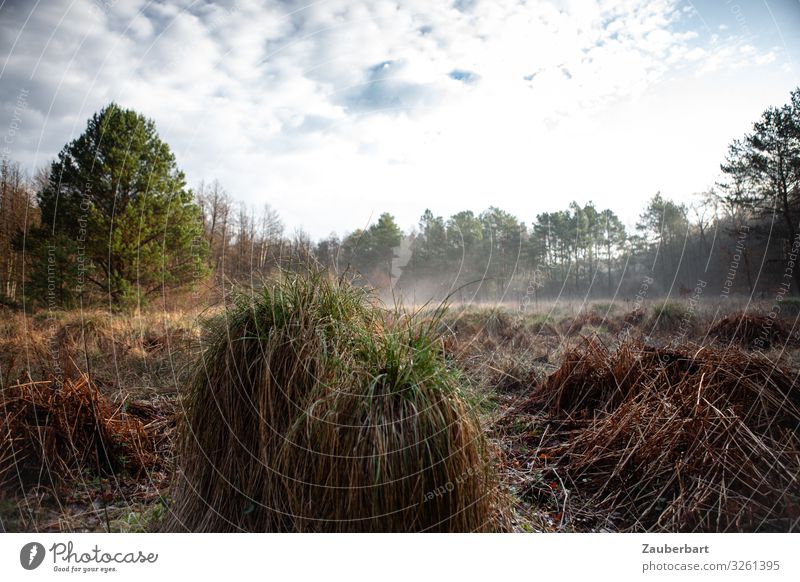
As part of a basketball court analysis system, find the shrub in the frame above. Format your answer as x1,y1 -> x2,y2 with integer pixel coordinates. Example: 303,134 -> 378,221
164,273 -> 500,532
521,339 -> 800,531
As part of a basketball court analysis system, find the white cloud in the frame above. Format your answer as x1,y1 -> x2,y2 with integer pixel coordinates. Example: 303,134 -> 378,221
0,0 -> 796,237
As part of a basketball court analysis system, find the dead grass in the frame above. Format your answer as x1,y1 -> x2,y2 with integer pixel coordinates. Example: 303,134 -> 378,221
164,274 -> 503,532
560,313 -> 619,337
522,338 -> 800,531
624,308 -> 645,326
4,296 -> 800,533
708,311 -> 791,350
0,310 -> 201,395
0,374 -> 159,492
645,301 -> 692,334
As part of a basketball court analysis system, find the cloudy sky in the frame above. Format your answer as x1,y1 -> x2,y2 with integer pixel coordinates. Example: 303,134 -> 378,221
1,0 -> 799,238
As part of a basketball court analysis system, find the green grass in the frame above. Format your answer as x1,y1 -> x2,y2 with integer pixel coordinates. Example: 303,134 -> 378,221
166,271 -> 501,532
110,498 -> 168,533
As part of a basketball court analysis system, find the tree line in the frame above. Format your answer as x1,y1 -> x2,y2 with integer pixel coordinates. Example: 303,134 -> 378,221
1,87 -> 798,310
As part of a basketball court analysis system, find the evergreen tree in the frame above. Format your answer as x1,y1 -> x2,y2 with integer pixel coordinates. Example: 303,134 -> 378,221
721,87 -> 800,290
31,103 -> 208,307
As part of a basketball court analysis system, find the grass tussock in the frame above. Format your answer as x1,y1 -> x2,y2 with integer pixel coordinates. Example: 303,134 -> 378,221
483,351 -> 543,393
645,301 -> 691,333
623,307 -> 645,326
165,273 -> 501,532
779,297 -> 800,317
708,311 -> 790,350
524,338 -> 800,531
0,374 -> 158,492
560,313 -> 619,337
445,307 -> 529,345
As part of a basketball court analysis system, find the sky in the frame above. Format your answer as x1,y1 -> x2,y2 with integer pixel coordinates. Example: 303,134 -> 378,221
1,0 -> 799,239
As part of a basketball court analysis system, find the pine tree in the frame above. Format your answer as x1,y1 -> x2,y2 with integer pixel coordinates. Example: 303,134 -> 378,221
30,103 -> 208,307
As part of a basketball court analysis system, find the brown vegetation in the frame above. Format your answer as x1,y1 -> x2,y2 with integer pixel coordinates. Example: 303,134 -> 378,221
708,311 -> 791,349
522,338 -> 800,531
164,276 -> 500,532
0,374 -> 159,492
3,297 -> 800,533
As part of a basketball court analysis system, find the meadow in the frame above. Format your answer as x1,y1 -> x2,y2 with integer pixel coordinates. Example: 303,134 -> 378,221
1,282 -> 799,532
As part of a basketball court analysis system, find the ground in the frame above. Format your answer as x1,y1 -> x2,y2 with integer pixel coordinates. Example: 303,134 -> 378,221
2,297 -> 799,532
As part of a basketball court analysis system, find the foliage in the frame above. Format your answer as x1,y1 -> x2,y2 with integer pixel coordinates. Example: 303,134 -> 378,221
29,103 -> 208,307
340,212 -> 402,284
721,87 -> 800,290
165,272 -> 500,532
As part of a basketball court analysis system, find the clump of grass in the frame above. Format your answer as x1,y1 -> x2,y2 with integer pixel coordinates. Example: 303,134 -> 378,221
522,338 -> 800,532
164,273 -> 501,532
523,313 -> 559,336
560,313 -> 619,337
589,302 -> 618,316
279,314 -> 495,531
445,306 -> 521,339
483,351 -> 543,393
708,311 -> 790,349
0,374 -> 158,492
646,301 -> 690,334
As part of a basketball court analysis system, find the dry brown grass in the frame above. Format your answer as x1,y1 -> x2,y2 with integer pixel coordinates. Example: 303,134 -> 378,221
0,374 -> 159,492
522,338 -> 800,531
623,308 -> 645,326
277,368 -> 495,531
708,311 -> 791,349
0,309 -> 200,395
560,313 -> 619,337
164,274 -> 502,532
5,296 -> 800,533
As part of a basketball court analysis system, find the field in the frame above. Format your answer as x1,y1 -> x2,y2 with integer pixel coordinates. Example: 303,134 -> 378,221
1,290 -> 799,532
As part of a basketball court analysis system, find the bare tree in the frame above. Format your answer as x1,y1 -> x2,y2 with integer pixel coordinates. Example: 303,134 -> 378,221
0,160 -> 38,302
196,179 -> 232,278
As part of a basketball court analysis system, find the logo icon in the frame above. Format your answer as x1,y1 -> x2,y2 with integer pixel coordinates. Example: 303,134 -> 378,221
20,542 -> 46,570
